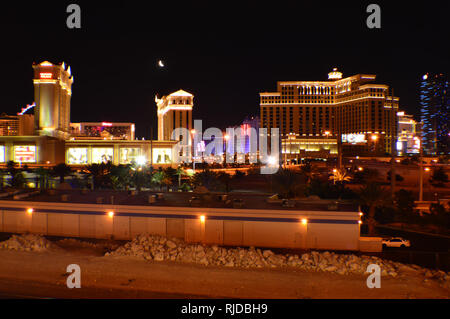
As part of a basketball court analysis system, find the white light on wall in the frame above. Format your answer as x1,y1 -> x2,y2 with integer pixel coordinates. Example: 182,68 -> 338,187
136,156 -> 146,166
268,156 -> 277,165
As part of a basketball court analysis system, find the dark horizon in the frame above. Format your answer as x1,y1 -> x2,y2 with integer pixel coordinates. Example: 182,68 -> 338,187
1,1 -> 449,139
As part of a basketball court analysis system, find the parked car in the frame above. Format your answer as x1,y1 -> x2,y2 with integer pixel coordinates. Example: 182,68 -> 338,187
382,237 -> 411,248
282,199 -> 295,208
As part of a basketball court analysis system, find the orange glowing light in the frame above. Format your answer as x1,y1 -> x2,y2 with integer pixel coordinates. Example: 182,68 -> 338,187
200,215 -> 206,223
39,73 -> 52,79
108,211 -> 114,218
27,208 -> 33,214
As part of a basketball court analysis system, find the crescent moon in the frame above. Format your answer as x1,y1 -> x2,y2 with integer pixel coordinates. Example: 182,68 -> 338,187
158,60 -> 164,67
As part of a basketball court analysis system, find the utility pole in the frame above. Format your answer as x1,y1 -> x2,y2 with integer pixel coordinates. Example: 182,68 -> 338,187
418,122 -> 424,201
337,110 -> 343,170
150,126 -> 153,171
390,88 -> 397,198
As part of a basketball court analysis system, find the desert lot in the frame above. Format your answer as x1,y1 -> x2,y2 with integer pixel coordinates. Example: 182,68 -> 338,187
0,238 -> 448,299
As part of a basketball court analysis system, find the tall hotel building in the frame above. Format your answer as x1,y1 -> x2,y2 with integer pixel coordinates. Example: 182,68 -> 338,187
155,90 -> 193,141
0,61 -> 178,166
420,73 -> 450,155
260,69 -> 399,158
32,61 -> 73,140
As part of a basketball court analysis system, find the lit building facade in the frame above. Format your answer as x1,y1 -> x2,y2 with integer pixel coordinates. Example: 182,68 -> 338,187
156,90 -> 193,141
0,113 -> 34,136
0,61 -> 178,167
420,73 -> 450,155
70,122 -> 135,140
260,69 -> 399,159
32,61 -> 73,140
396,111 -> 419,155
65,140 -> 175,166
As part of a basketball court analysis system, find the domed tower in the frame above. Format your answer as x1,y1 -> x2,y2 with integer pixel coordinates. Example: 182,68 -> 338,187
32,61 -> 73,139
328,68 -> 343,80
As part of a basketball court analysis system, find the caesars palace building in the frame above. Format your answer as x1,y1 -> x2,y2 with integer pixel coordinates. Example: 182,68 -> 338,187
0,61 -> 190,167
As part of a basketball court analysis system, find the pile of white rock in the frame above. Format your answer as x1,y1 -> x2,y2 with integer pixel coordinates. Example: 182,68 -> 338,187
0,234 -> 55,252
106,233 -> 450,288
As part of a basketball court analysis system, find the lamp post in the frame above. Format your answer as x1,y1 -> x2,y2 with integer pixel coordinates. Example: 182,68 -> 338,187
224,134 -> 229,165
371,134 -> 378,153
418,123 -> 424,201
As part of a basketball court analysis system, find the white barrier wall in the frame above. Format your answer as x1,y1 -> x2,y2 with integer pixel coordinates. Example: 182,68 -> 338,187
0,201 -> 361,251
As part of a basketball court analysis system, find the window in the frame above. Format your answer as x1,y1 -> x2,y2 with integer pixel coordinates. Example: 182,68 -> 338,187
14,145 -> 36,163
67,148 -> 88,164
92,148 -> 113,164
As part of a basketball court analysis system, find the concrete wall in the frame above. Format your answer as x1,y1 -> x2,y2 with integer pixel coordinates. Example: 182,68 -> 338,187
0,201 -> 361,251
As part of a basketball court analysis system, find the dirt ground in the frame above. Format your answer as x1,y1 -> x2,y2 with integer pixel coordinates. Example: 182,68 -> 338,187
0,243 -> 448,299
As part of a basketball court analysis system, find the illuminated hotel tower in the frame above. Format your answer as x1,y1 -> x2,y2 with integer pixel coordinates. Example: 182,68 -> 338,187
32,61 -> 73,139
155,89 -> 193,141
260,69 -> 399,156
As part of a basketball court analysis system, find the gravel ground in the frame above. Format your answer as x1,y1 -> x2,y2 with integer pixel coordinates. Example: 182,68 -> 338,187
0,233 -> 448,298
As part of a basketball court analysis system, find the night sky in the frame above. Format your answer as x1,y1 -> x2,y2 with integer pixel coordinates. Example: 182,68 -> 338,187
1,1 -> 449,139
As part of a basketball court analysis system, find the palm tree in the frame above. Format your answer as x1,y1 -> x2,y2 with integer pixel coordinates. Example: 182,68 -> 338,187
330,169 -> 352,184
84,162 -> 113,189
191,169 -> 221,191
132,166 -> 151,191
175,166 -> 187,188
110,164 -> 132,190
34,167 -> 51,189
272,168 -> 306,199
217,171 -> 232,193
52,163 -> 72,184
151,170 -> 171,191
300,162 -> 316,184
0,167 -> 7,190
358,182 -> 387,236
163,167 -> 177,189
6,161 -> 26,188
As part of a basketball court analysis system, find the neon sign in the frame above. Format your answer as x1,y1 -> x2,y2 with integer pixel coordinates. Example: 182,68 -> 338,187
39,73 -> 53,79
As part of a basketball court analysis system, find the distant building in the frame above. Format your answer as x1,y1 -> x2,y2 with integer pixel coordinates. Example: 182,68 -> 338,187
224,115 -> 260,154
155,90 -> 193,141
0,113 -> 34,136
260,69 -> 399,159
396,111 -> 419,155
420,73 -> 450,155
70,122 -> 135,140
